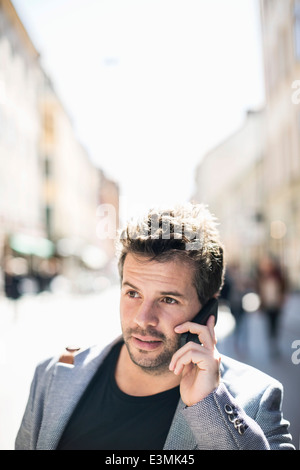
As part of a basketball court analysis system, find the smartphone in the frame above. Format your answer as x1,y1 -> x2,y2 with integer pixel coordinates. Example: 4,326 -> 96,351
180,297 -> 218,348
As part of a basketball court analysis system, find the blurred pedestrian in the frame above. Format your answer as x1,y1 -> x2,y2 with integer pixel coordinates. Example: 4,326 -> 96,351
3,256 -> 27,319
256,256 -> 287,357
226,263 -> 247,354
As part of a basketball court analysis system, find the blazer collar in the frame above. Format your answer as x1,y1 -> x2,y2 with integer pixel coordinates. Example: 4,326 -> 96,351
36,339 -> 121,450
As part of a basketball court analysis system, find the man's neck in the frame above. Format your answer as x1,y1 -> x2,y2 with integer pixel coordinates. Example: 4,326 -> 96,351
115,344 -> 180,397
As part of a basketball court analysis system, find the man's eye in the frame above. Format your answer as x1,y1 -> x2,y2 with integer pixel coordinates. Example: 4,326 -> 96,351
127,290 -> 139,298
163,297 -> 178,304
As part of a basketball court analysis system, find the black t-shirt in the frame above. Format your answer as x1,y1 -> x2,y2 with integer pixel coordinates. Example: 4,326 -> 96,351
57,341 -> 180,450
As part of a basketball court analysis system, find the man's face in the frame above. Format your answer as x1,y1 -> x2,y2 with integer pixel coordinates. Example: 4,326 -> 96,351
120,253 -> 202,374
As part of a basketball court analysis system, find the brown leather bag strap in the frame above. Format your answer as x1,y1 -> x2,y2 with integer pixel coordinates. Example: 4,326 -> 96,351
58,346 -> 81,365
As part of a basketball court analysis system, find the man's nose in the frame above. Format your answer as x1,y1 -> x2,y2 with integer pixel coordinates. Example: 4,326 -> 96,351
134,301 -> 159,328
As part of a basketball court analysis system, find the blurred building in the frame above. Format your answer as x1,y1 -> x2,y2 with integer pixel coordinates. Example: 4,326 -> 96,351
0,0 -> 120,294
193,109 -> 266,275
0,0 -> 45,250
260,0 -> 300,289
40,80 -> 120,283
40,76 -> 100,248
97,169 -> 120,261
193,0 -> 300,290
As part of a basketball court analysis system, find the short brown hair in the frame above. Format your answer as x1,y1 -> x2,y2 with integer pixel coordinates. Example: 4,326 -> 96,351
117,203 -> 225,305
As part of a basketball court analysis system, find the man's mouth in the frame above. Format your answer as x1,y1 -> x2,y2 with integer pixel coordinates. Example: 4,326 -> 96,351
132,335 -> 163,351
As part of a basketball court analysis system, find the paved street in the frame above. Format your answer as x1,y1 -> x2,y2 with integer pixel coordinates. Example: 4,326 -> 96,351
0,287 -> 299,450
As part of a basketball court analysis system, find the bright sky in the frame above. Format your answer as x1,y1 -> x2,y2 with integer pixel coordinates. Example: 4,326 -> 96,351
12,0 -> 265,219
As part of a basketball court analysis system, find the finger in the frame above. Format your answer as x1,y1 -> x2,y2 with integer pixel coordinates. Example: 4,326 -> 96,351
169,341 -> 196,371
171,347 -> 222,376
171,348 -> 211,376
169,341 -> 208,372
174,322 -> 215,350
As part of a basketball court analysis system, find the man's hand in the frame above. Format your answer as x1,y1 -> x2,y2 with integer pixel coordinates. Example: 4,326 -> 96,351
169,315 -> 221,406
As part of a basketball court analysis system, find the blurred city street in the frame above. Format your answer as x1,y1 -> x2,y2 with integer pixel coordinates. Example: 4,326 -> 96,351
0,287 -> 299,450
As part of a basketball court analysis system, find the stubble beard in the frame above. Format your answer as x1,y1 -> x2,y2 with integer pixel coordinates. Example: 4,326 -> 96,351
122,327 -> 181,376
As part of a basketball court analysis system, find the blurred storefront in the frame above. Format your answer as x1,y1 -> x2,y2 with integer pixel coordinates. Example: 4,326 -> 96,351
0,0 -> 46,295
0,1 -> 120,298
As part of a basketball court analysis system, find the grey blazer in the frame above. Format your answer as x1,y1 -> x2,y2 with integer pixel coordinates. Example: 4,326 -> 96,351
15,338 -> 294,450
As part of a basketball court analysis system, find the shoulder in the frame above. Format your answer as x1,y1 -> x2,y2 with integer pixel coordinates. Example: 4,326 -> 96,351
220,354 -> 281,387
220,355 -> 282,407
35,336 -> 123,379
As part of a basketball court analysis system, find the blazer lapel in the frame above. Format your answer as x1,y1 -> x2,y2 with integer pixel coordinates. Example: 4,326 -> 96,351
36,342 -> 116,450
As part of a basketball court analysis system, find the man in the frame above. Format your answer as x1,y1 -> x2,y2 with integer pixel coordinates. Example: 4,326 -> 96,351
15,204 -> 294,450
